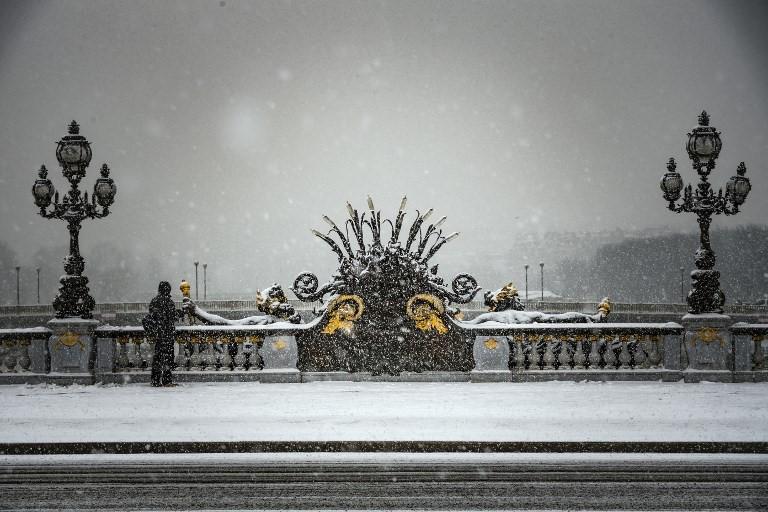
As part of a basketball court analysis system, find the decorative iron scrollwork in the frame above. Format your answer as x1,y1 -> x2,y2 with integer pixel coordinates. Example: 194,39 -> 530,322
292,196 -> 480,307
292,197 -> 477,374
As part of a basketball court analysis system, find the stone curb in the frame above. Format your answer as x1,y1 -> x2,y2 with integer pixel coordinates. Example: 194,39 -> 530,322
1,441 -> 766,455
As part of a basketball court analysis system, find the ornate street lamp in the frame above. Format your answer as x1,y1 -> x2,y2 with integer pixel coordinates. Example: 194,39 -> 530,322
660,111 -> 751,314
539,262 -> 544,301
31,121 -> 117,318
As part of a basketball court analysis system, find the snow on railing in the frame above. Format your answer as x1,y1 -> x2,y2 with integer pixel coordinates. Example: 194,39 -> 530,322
2,300 -> 767,317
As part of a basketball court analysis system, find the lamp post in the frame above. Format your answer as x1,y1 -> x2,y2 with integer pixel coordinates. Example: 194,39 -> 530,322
36,267 -> 40,304
660,111 -> 751,314
539,262 -> 544,301
15,266 -> 20,305
31,121 -> 117,318
194,261 -> 199,300
203,263 -> 207,300
524,264 -> 529,301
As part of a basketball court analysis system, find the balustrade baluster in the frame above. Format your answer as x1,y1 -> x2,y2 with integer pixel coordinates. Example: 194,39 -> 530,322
633,335 -> 647,368
513,336 -> 525,370
18,339 -> 31,372
557,336 -> 571,368
542,335 -> 556,370
648,335 -> 662,368
587,335 -> 601,369
603,336 -> 617,369
753,336 -> 765,371
117,338 -> 130,369
174,338 -> 188,370
618,335 -> 632,369
212,339 -> 222,371
140,337 -> 153,369
203,340 -> 216,369
573,335 -> 586,369
3,341 -> 18,373
234,338 -> 246,370
533,335 -> 545,369
190,339 -> 202,369
129,339 -> 144,369
220,336 -> 234,370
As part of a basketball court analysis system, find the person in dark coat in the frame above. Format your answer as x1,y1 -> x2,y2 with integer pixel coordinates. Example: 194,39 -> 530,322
143,281 -> 182,387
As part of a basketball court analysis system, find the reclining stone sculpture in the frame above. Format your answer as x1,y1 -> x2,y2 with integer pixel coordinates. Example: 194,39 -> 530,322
463,283 -> 611,325
181,283 -> 301,325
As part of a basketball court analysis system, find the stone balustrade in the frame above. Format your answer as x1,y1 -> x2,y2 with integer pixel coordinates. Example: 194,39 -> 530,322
466,323 -> 681,382
731,323 -> 768,382
0,322 -> 765,384
0,327 -> 51,383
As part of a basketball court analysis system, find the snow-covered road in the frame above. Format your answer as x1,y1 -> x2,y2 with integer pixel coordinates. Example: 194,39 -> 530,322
1,380 -> 766,443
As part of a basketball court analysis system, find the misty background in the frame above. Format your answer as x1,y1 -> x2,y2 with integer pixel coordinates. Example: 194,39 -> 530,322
1,0 -> 767,305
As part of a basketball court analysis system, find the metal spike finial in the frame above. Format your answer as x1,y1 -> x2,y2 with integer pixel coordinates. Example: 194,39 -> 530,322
100,163 -> 110,177
698,110 -> 710,127
737,162 -> 746,176
667,158 -> 676,173
38,165 -> 48,178
68,120 -> 80,135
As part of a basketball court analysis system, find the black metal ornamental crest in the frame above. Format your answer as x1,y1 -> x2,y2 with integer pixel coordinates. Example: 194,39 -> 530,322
292,197 -> 480,375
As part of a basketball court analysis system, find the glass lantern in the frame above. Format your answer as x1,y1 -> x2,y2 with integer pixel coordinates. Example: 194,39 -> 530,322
93,164 -> 117,207
32,165 -> 55,208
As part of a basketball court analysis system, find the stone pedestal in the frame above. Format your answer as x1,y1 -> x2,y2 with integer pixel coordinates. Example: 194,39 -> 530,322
258,335 -> 300,383
470,336 -> 512,382
47,318 -> 99,384
681,313 -> 732,382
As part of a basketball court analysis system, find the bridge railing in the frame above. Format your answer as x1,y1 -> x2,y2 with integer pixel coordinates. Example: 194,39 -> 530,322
463,323 -> 683,381
1,321 -> 766,384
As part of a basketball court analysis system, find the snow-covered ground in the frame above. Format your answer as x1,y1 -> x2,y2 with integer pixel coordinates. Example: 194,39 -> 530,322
1,381 -> 766,443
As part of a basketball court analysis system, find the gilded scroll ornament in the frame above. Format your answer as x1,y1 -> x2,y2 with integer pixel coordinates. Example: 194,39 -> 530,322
322,295 -> 365,335
406,294 -> 448,334
484,338 -> 499,350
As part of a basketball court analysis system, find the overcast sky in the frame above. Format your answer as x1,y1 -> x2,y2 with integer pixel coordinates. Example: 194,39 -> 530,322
1,0 -> 766,294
